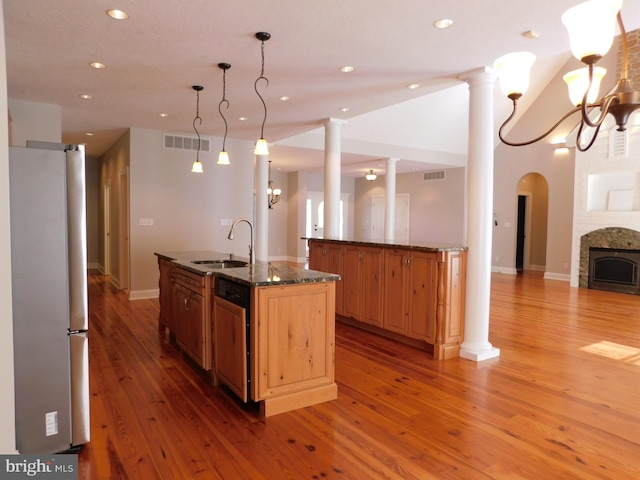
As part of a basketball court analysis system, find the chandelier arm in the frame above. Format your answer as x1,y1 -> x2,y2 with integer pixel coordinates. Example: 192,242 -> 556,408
499,98 -> 582,147
575,117 -> 603,152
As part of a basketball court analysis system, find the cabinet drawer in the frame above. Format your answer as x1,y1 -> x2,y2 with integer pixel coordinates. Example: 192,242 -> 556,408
174,267 -> 206,293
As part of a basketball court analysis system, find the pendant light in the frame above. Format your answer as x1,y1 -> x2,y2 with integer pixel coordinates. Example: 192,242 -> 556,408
254,32 -> 271,156
365,169 -> 377,181
190,85 -> 204,173
267,160 -> 281,209
217,63 -> 231,165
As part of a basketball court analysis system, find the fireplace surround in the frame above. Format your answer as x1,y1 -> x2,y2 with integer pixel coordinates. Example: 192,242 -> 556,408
580,227 -> 640,293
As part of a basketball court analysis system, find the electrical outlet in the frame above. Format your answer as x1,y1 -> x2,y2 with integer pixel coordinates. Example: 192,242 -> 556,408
220,219 -> 233,226
139,218 -> 154,226
45,411 -> 58,436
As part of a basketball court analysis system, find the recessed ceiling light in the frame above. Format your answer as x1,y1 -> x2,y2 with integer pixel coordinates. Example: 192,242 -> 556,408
89,62 -> 106,69
278,96 -> 290,101
158,113 -> 168,118
339,66 -> 354,73
238,116 -> 248,121
85,132 -> 94,136
407,83 -> 421,90
433,18 -> 453,29
340,107 -> 350,112
106,9 -> 129,20
79,94 -> 92,99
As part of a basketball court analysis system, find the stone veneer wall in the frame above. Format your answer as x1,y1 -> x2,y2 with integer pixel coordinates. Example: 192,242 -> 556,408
578,227 -> 640,287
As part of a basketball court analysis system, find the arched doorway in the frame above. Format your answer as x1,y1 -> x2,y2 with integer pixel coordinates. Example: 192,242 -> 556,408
515,173 -> 549,273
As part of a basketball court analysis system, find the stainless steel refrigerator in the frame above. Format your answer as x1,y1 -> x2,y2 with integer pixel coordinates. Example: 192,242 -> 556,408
10,142 -> 90,454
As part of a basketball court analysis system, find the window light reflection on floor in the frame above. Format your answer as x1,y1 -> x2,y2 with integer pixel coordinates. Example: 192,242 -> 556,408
580,341 -> 640,365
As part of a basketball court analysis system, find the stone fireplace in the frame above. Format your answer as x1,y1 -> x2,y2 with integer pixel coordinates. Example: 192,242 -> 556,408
579,227 -> 640,292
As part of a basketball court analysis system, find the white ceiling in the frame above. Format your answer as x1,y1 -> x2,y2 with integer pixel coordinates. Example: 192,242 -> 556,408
5,0 -> 640,177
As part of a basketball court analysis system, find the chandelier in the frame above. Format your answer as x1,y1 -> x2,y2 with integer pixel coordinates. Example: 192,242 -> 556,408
494,0 -> 640,152
365,169 -> 377,181
267,160 -> 281,209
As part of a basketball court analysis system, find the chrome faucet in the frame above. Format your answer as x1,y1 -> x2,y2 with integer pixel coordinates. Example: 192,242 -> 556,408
227,218 -> 255,264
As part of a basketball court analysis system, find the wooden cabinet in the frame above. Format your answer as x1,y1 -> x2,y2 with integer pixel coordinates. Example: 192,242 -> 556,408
158,258 -> 175,331
383,249 -> 437,342
212,296 -> 248,402
252,282 -> 338,417
308,240 -> 344,315
173,268 -> 211,370
343,246 -> 384,327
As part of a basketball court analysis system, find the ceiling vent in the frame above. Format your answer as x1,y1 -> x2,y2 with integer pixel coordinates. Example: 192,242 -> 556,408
163,134 -> 210,153
608,128 -> 628,158
423,170 -> 446,181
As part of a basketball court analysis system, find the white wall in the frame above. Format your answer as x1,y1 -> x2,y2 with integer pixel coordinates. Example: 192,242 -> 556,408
8,99 -> 61,146
354,167 -> 466,245
0,0 -> 18,453
128,128 -> 256,295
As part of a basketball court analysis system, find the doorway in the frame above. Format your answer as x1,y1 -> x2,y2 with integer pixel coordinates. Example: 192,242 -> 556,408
515,173 -> 549,274
103,183 -> 111,276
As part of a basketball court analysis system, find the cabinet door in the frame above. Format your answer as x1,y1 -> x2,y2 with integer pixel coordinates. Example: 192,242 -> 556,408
174,284 -> 206,368
406,252 -> 437,342
342,246 -> 363,320
213,296 -> 248,402
308,241 -> 328,272
383,250 -> 408,334
361,247 -> 384,327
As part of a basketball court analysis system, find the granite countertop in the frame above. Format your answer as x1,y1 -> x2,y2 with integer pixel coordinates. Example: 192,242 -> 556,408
303,237 -> 467,252
155,251 -> 340,287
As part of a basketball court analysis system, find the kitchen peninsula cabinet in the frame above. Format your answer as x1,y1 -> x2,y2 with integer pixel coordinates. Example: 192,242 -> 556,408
308,239 -> 467,360
342,245 -> 384,327
158,258 -> 174,331
308,241 -> 344,315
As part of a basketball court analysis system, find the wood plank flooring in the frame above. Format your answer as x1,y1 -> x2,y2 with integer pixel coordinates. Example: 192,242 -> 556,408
78,271 -> 640,479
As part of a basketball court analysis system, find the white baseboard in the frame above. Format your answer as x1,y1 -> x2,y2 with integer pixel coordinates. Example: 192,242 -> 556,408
130,289 -> 159,300
492,266 -> 518,275
543,272 -> 570,282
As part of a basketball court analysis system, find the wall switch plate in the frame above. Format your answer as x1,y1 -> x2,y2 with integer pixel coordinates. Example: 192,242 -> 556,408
220,219 -> 233,226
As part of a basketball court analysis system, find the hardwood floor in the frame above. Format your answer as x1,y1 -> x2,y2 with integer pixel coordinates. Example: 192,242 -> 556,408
78,271 -> 640,479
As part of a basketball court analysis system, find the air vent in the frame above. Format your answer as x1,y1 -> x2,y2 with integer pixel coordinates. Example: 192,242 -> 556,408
608,128 -> 628,158
163,134 -> 211,153
423,170 -> 446,181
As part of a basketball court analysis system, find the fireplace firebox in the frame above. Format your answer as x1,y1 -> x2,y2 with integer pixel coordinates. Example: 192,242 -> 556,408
588,247 -> 640,295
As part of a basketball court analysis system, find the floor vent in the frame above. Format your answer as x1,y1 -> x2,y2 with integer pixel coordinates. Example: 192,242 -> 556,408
423,170 -> 446,181
608,128 -> 628,158
164,134 -> 210,153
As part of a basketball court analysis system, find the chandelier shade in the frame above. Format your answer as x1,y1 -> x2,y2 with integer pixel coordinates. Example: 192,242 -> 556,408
561,0 -> 622,62
563,66 -> 607,106
493,52 -> 536,98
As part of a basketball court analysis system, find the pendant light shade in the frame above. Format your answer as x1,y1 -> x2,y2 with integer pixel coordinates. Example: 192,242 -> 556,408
254,32 -> 271,156
191,85 -> 204,173
217,63 -> 231,165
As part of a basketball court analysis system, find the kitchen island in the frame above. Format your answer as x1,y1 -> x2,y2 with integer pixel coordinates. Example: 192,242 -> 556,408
307,238 -> 467,360
155,251 -> 339,417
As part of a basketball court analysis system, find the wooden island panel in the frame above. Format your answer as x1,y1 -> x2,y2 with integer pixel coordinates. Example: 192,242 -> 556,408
252,281 -> 337,417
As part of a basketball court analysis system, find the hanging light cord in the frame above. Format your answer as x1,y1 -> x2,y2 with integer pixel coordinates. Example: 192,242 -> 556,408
218,68 -> 229,151
255,37 -> 269,139
192,86 -> 203,160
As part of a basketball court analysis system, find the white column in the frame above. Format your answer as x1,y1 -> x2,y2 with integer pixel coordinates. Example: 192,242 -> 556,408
254,154 -> 268,262
459,67 -> 500,362
384,157 -> 398,242
323,118 -> 346,238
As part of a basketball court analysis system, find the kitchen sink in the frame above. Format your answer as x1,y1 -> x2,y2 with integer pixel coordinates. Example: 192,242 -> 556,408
191,259 -> 248,268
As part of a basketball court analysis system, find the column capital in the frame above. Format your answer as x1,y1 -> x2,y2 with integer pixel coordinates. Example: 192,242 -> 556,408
323,117 -> 348,128
459,66 -> 497,86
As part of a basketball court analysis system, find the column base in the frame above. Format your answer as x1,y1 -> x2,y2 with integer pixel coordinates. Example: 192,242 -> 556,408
460,346 -> 500,362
